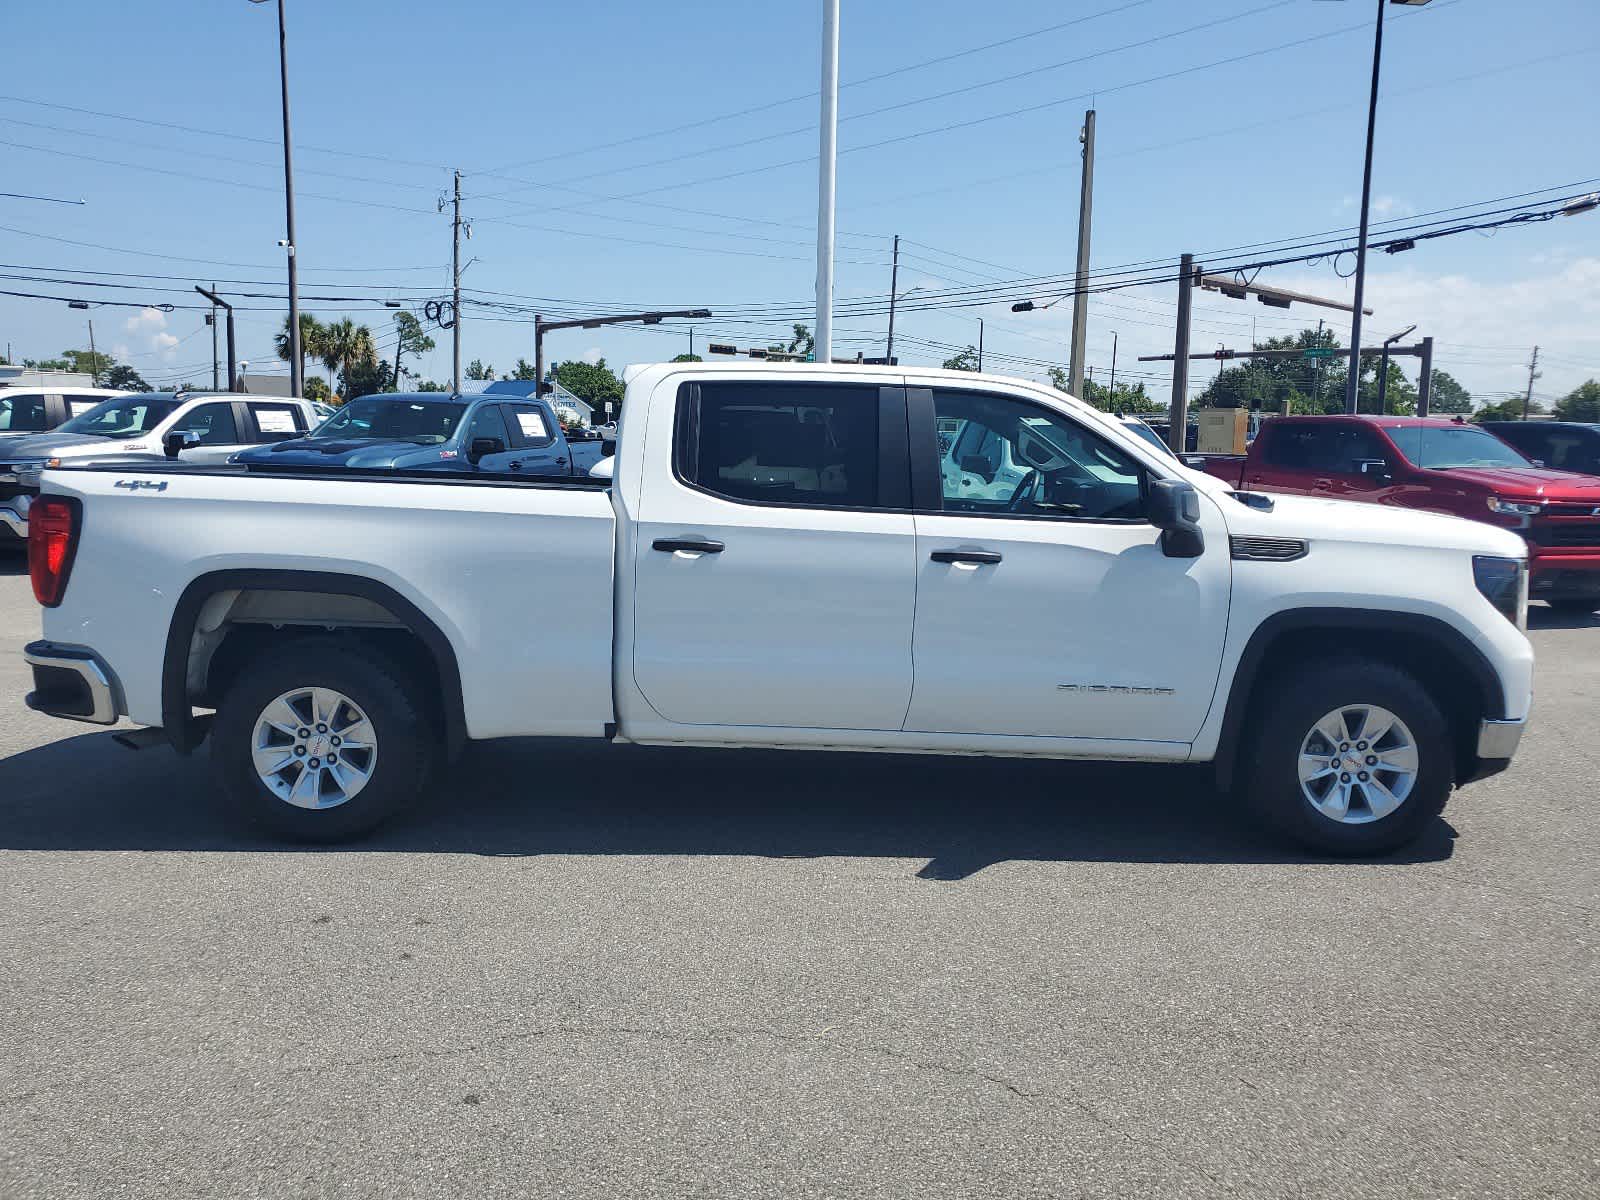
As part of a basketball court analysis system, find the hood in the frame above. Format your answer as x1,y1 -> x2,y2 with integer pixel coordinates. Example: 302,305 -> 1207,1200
234,436 -> 438,469
1221,490 -> 1526,560
1433,465 -> 1600,499
0,432 -> 119,461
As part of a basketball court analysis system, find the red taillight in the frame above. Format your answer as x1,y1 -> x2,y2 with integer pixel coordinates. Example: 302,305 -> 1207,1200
28,496 -> 81,608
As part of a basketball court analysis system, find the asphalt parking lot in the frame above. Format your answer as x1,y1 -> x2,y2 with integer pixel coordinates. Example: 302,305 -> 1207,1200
1,555 -> 1597,1200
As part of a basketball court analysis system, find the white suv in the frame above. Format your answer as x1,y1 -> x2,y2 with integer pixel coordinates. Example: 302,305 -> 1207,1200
0,386 -> 130,444
0,391 -> 316,542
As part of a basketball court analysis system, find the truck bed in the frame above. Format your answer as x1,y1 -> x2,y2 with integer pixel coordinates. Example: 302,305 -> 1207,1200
39,461 -> 619,740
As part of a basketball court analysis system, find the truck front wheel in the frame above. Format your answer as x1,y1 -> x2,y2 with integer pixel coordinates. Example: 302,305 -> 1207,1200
1242,658 -> 1452,855
211,638 -> 436,840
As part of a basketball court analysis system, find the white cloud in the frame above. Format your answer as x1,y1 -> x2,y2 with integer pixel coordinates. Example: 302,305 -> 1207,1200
582,346 -> 603,365
152,333 -> 180,356
124,307 -> 167,334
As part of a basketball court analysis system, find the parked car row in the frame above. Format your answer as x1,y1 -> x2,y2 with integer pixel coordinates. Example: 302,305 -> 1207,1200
0,389 -> 613,543
1186,414 -> 1600,613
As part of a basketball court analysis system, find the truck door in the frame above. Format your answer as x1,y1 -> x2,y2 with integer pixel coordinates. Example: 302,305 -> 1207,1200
904,384 -> 1230,744
461,403 -> 520,472
168,400 -> 254,464
503,403 -> 569,475
631,378 -> 917,730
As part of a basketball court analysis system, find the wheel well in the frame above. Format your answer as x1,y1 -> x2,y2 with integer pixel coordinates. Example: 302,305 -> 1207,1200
1215,614 -> 1500,791
163,573 -> 467,758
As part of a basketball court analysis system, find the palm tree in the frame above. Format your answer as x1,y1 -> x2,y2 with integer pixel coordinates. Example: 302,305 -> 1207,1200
319,318 -> 377,400
274,313 -> 328,387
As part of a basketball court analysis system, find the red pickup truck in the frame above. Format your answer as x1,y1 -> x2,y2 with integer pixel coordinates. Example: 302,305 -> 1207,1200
1192,414 -> 1600,612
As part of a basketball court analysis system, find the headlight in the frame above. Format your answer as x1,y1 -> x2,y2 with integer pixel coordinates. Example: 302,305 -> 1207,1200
1487,497 -> 1542,516
1473,555 -> 1528,630
7,458 -> 47,484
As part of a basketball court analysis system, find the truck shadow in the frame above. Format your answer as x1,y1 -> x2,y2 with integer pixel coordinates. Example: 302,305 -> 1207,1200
0,731 -> 1456,875
1528,605 -> 1598,630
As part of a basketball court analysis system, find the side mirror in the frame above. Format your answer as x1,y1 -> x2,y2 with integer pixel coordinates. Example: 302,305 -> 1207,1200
1531,459 -> 1547,469
467,436 -> 505,465
163,429 -> 202,459
600,437 -> 617,459
1147,478 -> 1205,558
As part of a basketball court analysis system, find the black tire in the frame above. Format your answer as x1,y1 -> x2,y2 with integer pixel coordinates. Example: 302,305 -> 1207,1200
211,637 -> 437,841
1242,657 -> 1453,856
1546,597 -> 1600,615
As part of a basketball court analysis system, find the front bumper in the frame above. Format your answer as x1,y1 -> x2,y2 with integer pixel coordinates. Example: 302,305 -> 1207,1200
23,641 -> 121,725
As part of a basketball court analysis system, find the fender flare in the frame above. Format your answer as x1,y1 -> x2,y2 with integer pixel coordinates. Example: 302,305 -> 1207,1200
161,569 -> 468,757
1212,608 -> 1505,791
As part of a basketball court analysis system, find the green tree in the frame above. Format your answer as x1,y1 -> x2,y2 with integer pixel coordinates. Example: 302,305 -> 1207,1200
415,379 -> 447,392
391,312 -> 435,384
786,323 -> 815,357
319,319 -> 376,399
339,354 -> 393,402
23,357 -> 71,371
671,352 -> 703,363
551,359 -> 625,410
1472,397 -> 1543,423
1554,379 -> 1600,423
1356,358 -> 1418,416
465,358 -> 495,381
102,364 -> 151,393
275,313 -> 328,387
62,348 -> 115,380
1426,369 -> 1472,414
942,347 -> 979,372
302,376 -> 331,403
510,358 -> 539,381
1198,328 -> 1346,414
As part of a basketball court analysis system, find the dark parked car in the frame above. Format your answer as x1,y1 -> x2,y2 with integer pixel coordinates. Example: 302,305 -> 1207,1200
1481,421 -> 1600,478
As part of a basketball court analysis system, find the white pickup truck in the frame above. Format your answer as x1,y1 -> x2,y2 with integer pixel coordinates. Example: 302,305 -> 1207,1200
21,363 -> 1533,854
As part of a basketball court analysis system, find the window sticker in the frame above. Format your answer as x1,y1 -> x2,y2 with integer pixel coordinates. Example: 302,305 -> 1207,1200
515,411 -> 548,440
255,409 -> 297,433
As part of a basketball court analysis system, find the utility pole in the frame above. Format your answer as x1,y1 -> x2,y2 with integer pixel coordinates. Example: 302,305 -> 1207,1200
1313,318 -> 1325,409
1344,0 -> 1392,415
1108,331 -> 1118,396
86,319 -> 99,386
814,0 -> 841,364
209,286 -> 220,391
392,313 -> 405,389
886,233 -> 900,362
977,318 -> 984,372
1168,253 -> 1195,454
451,168 -> 463,394
260,0 -> 304,401
1068,108 -> 1095,398
689,327 -> 695,360
1523,345 -> 1541,420
1416,336 -> 1433,416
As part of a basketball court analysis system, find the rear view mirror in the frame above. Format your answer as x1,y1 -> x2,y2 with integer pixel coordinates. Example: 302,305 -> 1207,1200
1147,478 -> 1205,558
163,430 -> 201,459
467,436 -> 506,465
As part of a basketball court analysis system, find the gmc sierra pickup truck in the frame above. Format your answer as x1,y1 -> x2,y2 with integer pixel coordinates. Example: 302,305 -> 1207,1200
21,364 -> 1533,854
1192,413 -> 1600,612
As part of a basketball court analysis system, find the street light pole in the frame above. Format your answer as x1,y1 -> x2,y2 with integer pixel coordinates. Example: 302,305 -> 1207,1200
1344,0 -> 1431,413
252,0 -> 304,400
814,0 -> 840,365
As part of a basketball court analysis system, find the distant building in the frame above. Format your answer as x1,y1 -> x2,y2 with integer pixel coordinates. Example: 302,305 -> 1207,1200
237,373 -> 296,397
0,365 -> 98,389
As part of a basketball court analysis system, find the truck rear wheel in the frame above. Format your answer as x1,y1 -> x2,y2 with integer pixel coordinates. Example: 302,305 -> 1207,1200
211,638 -> 436,840
1242,658 -> 1452,855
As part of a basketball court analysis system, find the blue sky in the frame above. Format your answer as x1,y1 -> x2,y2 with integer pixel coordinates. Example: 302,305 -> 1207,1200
3,0 -> 1597,405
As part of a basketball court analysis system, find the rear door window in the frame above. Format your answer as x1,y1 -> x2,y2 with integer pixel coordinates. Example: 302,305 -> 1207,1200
1259,424 -> 1335,471
246,402 -> 307,443
505,405 -> 553,448
0,392 -> 50,432
677,381 -> 882,509
180,402 -> 242,446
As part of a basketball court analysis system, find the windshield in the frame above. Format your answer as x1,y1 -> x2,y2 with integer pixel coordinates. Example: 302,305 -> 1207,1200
310,396 -> 466,444
1121,419 -> 1177,459
56,396 -> 180,440
1388,425 -> 1535,470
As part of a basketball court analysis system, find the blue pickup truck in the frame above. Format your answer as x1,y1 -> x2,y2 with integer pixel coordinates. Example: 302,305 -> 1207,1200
231,392 -> 608,476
